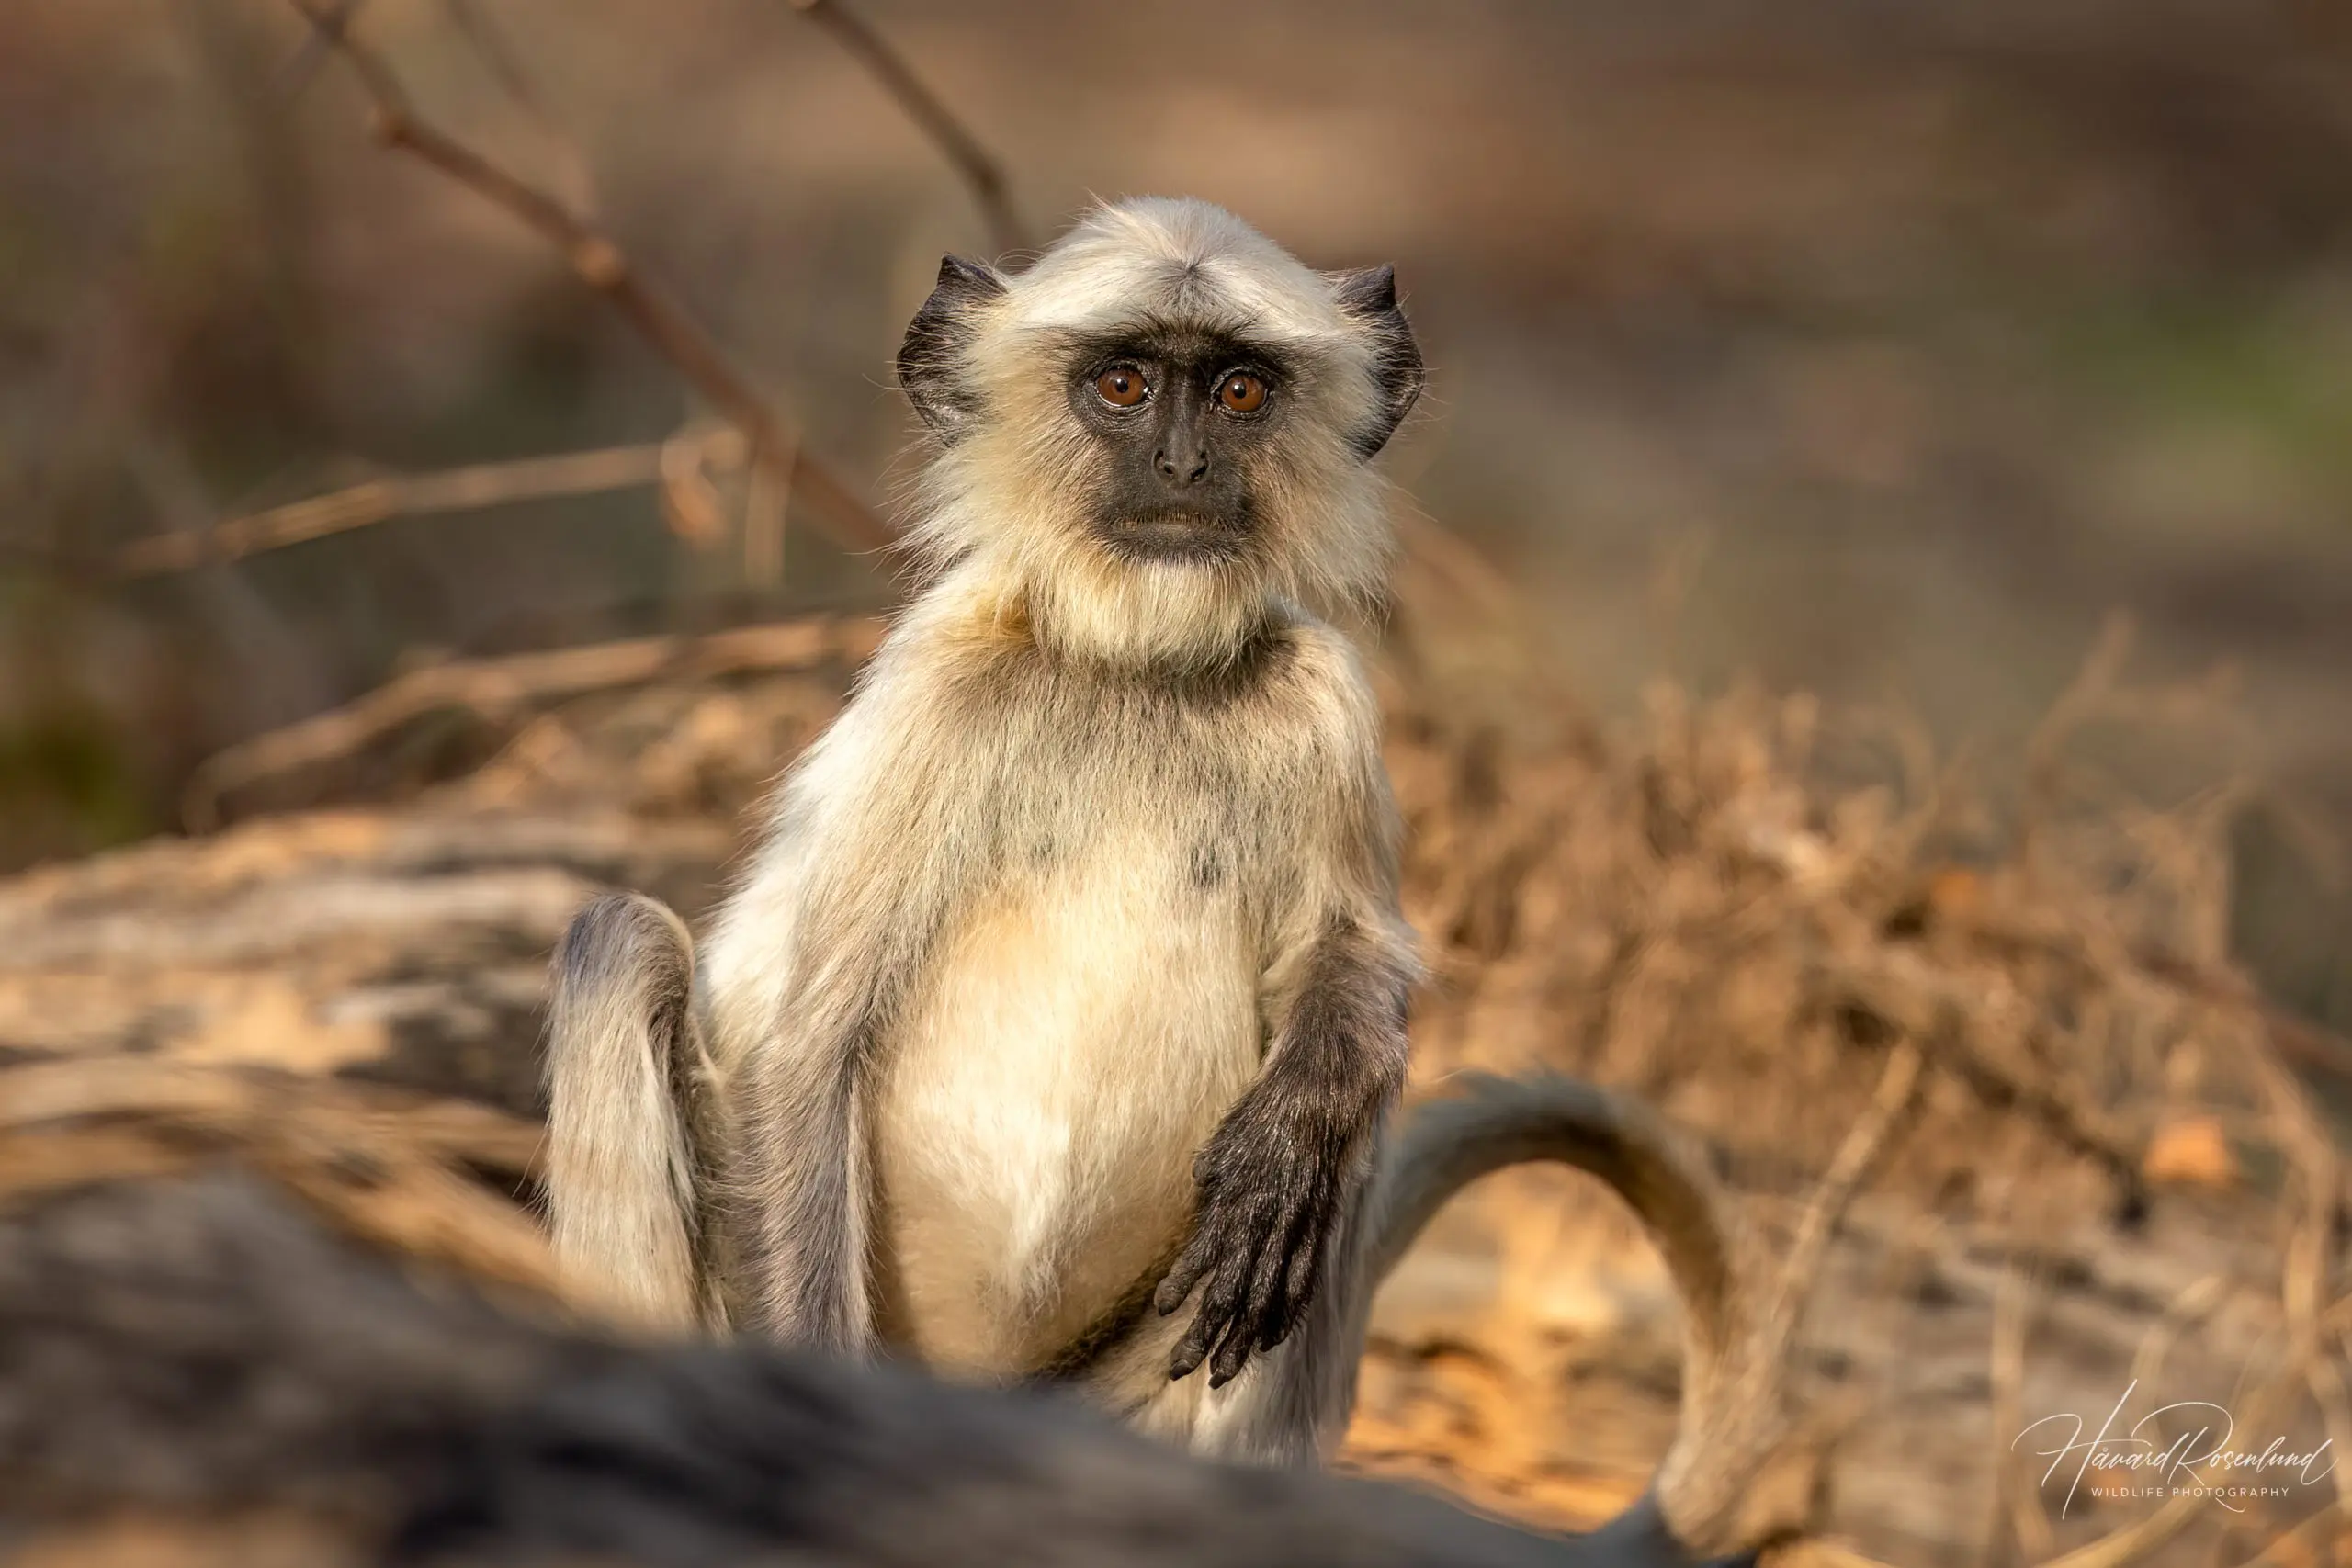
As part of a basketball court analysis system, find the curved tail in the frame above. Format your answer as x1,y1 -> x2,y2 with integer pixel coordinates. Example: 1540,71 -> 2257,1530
544,890 -> 727,1332
1364,1073 -> 1802,1562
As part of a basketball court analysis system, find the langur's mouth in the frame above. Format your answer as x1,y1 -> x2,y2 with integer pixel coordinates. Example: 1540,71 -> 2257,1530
1093,509 -> 1251,564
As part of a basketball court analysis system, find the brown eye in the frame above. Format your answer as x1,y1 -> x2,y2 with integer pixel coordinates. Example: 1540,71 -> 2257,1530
1095,366 -> 1148,407
1217,371 -> 1267,413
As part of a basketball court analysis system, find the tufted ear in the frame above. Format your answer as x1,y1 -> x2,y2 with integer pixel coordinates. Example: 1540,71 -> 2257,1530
896,255 -> 1009,445
1329,265 -> 1425,459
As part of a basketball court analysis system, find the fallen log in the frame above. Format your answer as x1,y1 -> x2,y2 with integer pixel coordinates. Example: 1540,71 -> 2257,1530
0,1169 -> 1670,1568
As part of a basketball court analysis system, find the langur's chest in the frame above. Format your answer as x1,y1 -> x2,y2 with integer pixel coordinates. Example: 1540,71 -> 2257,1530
870,832 -> 1264,1371
969,695 -> 1312,893
892,825 -> 1264,1090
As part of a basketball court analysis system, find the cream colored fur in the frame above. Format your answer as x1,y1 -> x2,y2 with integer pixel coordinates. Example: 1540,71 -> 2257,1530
547,204 -> 1783,1532
544,891 -> 718,1329
556,198 -> 1420,1462
908,198 -> 1401,671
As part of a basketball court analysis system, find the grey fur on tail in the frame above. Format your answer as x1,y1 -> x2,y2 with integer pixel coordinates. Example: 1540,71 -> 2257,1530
545,891 -> 726,1330
1365,1074 -> 1791,1561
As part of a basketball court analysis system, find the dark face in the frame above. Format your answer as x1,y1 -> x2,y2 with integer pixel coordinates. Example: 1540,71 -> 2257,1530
1062,328 -> 1289,566
897,253 -> 1425,566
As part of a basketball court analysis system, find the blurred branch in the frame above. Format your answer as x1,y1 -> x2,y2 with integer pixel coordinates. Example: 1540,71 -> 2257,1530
2128,944 -> 2352,1083
180,616 -> 872,831
442,0 -> 553,130
2015,615 -> 2242,874
275,0 -> 366,97
1965,894 -> 2352,1082
279,0 -> 897,557
1989,1262 -> 2054,1565
441,0 -> 600,212
787,0 -> 1033,256
114,443 -> 670,577
1813,949 -> 2147,1208
1778,1042 -> 1924,1303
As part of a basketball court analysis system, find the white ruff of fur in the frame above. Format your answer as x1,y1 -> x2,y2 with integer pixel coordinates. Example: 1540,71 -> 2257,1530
902,197 -> 1403,671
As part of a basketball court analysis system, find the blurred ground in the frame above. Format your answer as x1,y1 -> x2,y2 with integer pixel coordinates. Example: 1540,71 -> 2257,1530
0,617 -> 2342,1565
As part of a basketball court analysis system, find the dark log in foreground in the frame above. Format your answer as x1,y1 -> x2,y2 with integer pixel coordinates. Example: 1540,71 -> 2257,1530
0,1172 -> 1700,1568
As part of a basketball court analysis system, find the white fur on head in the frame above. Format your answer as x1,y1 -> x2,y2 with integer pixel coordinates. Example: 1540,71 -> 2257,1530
899,198 -> 1419,671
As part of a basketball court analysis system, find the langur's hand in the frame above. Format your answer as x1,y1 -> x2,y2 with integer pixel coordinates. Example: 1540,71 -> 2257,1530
1153,1090 -> 1350,1387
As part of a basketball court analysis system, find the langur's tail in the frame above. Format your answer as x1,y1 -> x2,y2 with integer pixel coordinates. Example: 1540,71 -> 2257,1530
1364,1073 -> 1805,1563
544,890 -> 726,1333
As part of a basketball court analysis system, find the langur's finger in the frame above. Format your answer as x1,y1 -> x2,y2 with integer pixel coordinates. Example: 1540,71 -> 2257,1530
1155,1224 -> 1218,1315
1195,1236 -> 1254,1339
1169,1302 -> 1217,1380
1207,1303 -> 1258,1387
1288,1188 -> 1333,1292
1260,1227 -> 1321,1351
1239,1235 -> 1288,1348
1170,1226 -> 1254,1379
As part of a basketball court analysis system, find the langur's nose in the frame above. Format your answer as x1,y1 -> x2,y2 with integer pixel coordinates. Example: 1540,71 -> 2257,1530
1155,446 -> 1212,485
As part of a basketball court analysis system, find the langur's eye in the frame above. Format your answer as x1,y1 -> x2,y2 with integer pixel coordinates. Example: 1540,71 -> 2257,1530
1095,366 -> 1149,407
1216,371 -> 1268,413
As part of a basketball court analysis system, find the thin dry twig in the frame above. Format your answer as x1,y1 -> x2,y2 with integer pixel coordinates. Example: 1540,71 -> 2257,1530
441,0 -> 600,212
441,0 -> 557,135
1668,1044 -> 1925,1561
2248,1041 -> 2352,1521
1991,1262 -> 2056,1565
658,423 -> 741,547
277,0 -> 895,557
1777,1041 -> 1925,1302
2130,946 -> 2352,1084
787,0 -> 1032,256
276,0 -> 368,96
113,443 -> 673,577
2015,615 -> 2242,876
744,423 -> 797,587
214,0 -> 1044,584
2124,1273 -> 2231,1400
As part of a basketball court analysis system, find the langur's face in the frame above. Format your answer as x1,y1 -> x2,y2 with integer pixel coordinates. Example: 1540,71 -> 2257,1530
1060,323 -> 1288,567
894,201 -> 1423,614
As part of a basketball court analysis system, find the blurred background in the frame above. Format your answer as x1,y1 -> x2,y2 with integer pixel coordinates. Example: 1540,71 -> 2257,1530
2,5 -> 2349,1564
5,1 -> 2349,1031
5,0 -> 2352,1020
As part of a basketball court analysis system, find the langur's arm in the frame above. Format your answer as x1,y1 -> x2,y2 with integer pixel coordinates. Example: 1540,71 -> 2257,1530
709,693 -> 967,1355
1154,903 -> 1416,1386
1156,662 -> 1419,1388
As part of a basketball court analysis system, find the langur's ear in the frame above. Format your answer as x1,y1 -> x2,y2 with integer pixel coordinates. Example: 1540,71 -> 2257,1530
1329,265 -> 1424,459
897,254 -> 1010,445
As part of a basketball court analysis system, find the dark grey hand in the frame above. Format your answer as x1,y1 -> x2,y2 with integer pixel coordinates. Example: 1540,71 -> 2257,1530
1155,1088 -> 1351,1387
